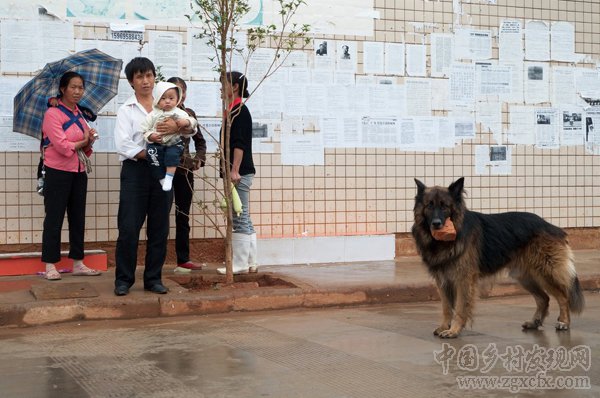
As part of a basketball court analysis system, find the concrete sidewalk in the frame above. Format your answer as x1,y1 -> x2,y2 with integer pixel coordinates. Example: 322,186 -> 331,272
0,250 -> 599,328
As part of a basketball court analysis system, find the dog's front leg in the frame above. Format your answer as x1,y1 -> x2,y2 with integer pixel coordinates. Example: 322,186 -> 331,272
438,277 -> 476,338
434,279 -> 453,336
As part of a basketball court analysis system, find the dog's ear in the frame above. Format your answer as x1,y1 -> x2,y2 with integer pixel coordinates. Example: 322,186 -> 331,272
448,177 -> 465,198
415,179 -> 426,196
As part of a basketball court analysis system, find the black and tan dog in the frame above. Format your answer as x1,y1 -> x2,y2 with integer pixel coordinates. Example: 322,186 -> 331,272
412,177 -> 584,338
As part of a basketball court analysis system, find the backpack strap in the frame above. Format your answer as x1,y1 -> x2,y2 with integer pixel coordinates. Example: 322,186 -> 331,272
57,104 -> 86,133
41,104 -> 87,149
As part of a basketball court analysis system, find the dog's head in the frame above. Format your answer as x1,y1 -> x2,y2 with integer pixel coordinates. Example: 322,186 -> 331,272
413,177 -> 465,232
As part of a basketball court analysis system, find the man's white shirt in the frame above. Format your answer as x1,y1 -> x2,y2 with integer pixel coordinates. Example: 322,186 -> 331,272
114,94 -> 150,162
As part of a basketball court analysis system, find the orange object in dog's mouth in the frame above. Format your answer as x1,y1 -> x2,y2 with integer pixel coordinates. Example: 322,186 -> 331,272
431,218 -> 457,241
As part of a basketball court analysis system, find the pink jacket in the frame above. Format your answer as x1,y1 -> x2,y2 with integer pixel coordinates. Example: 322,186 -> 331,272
41,101 -> 93,172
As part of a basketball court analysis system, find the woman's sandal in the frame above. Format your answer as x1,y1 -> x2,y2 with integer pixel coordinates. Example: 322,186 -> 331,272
45,268 -> 62,281
72,265 -> 101,276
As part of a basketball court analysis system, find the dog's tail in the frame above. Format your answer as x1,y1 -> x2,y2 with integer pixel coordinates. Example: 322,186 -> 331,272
569,276 -> 585,314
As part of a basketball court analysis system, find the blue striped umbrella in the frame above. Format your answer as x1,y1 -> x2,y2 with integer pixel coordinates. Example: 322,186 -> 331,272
13,48 -> 122,139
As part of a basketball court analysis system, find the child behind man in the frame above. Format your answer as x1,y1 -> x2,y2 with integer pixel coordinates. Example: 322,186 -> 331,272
142,81 -> 197,191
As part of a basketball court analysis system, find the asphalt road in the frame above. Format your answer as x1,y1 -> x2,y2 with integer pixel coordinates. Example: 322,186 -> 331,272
0,293 -> 599,397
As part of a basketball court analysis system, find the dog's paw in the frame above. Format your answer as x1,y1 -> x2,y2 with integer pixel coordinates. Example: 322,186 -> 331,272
433,326 -> 450,336
555,321 -> 570,331
522,320 -> 542,330
438,329 -> 460,339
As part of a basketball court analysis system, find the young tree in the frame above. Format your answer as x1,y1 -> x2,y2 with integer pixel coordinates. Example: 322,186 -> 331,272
188,0 -> 310,282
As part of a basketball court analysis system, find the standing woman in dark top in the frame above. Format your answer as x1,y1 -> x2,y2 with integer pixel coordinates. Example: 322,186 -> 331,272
166,77 -> 207,273
217,72 -> 258,274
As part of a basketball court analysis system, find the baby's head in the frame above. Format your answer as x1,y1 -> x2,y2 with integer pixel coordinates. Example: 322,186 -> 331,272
153,81 -> 183,111
158,88 -> 179,111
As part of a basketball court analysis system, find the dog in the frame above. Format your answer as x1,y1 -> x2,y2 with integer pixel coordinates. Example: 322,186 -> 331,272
412,177 -> 584,338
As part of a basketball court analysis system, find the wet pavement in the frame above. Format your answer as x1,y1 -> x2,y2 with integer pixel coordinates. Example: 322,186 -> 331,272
0,293 -> 599,398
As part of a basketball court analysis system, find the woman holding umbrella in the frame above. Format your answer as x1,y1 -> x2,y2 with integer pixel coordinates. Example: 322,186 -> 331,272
41,71 -> 100,280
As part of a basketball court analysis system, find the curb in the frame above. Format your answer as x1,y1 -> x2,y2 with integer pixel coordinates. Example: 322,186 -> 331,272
1,274 -> 599,328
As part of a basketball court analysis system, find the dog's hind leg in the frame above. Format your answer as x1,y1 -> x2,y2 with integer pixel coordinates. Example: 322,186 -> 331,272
542,282 -> 571,331
433,279 -> 454,336
518,276 -> 550,330
538,247 -> 580,331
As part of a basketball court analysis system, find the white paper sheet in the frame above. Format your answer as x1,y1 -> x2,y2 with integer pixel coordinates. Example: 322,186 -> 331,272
311,70 -> 334,85
475,145 -> 512,175
0,77 -> 28,115
252,83 -> 283,120
334,71 -> 355,86
449,63 -> 476,108
535,108 -> 559,149
305,85 -> 328,116
1,20 -> 74,73
431,78 -> 450,111
321,116 -> 340,148
282,51 -> 308,68
508,105 -> 535,145
453,115 -> 477,140
313,39 -> 334,70
185,81 -> 221,117
499,20 -> 523,61
398,117 -> 416,149
369,85 -> 392,115
361,116 -> 399,148
415,117 -> 440,151
551,67 -> 577,106
525,20 -> 550,61
454,28 -> 492,60
187,29 -> 219,80
281,132 -> 324,165
264,0 -> 376,36
560,107 -> 585,146
92,116 -> 116,153
524,62 -> 550,104
288,68 -> 310,84
575,69 -> 600,100
430,33 -> 454,77
436,117 -> 456,148
499,61 -> 524,104
405,78 -> 432,116
326,86 -> 351,117
148,31 -> 182,79
336,41 -> 357,72
384,43 -> 405,76
476,62 -> 512,97
585,107 -> 600,145
406,44 -> 427,77
363,42 -> 385,75
550,22 -> 576,62
283,84 -> 306,116
352,85 -> 369,116
476,100 -> 503,144
340,117 -> 362,147
0,126 -> 40,152
246,48 -> 277,83
197,117 -> 222,154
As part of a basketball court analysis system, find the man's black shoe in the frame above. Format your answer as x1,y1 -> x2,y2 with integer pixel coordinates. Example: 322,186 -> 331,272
114,285 -> 129,296
144,284 -> 168,294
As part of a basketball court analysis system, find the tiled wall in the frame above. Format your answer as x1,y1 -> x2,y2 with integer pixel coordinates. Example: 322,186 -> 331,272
2,0 -> 600,246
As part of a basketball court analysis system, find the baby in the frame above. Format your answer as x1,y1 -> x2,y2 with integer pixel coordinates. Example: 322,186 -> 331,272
142,81 -> 197,191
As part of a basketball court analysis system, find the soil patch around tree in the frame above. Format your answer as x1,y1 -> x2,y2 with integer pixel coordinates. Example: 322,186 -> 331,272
168,273 -> 297,291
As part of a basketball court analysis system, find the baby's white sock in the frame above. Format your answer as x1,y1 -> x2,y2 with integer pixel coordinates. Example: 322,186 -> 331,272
162,173 -> 174,191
